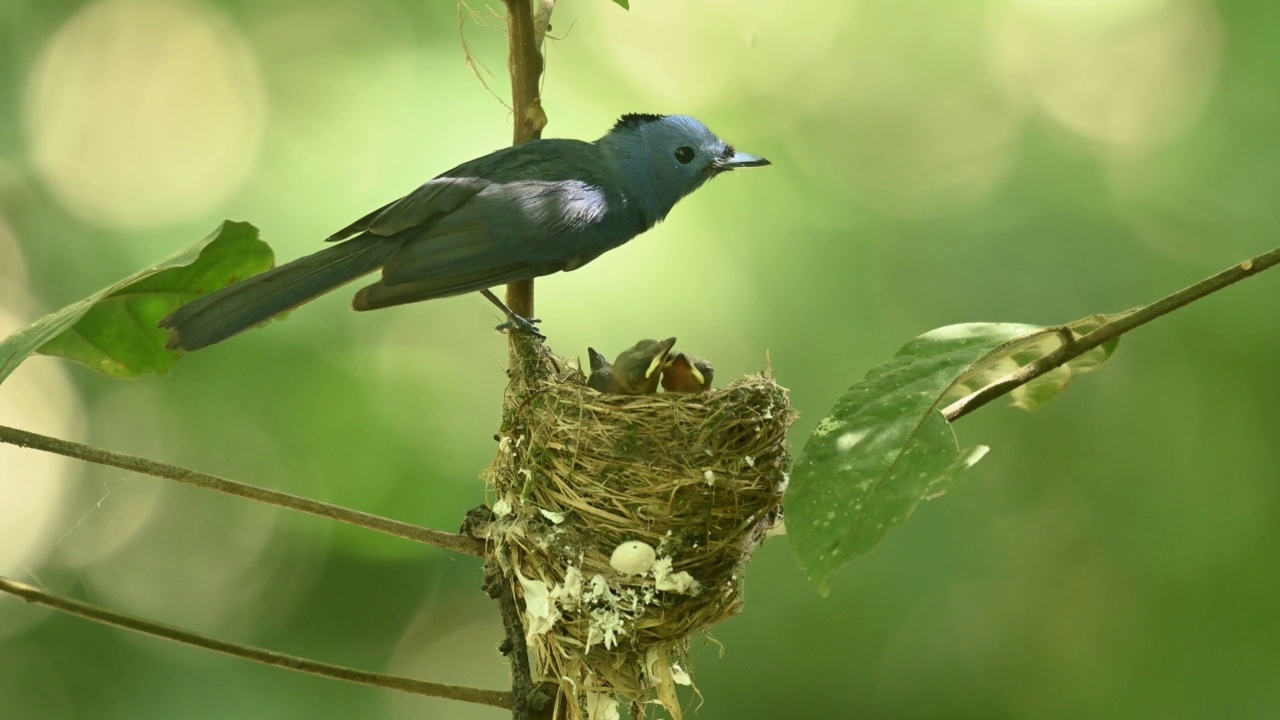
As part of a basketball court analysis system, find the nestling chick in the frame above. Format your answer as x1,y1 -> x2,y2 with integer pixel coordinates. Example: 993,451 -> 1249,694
661,352 -> 715,393
586,347 -> 615,393
587,338 -> 677,395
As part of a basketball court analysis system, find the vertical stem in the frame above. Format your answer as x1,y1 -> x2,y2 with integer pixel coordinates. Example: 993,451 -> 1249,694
496,1 -> 551,717
502,0 -> 548,329
485,564 -> 546,720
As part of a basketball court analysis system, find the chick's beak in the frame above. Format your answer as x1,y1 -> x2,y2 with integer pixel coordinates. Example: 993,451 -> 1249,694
588,347 -> 609,372
645,337 -> 678,378
720,151 -> 770,169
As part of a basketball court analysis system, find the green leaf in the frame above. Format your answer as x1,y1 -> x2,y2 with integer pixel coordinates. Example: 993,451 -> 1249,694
0,221 -> 272,385
788,315 -> 1131,594
945,312 -> 1129,412
612,0 -> 630,8
787,323 -> 1050,593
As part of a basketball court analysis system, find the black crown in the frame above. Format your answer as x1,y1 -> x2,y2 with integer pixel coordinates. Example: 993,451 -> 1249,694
612,113 -> 667,132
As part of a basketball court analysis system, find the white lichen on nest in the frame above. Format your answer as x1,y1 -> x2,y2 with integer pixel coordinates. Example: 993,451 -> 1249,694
485,346 -> 794,720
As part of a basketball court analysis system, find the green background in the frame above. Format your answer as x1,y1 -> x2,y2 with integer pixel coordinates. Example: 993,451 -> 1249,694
2,0 -> 1279,717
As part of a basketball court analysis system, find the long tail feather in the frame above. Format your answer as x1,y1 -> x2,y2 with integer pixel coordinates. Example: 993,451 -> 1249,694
160,236 -> 395,351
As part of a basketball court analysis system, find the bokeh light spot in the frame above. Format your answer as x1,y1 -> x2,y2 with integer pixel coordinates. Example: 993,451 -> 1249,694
583,0 -> 859,108
0,307 -> 85,640
784,4 -> 1027,218
23,0 -> 267,230
995,0 -> 1223,149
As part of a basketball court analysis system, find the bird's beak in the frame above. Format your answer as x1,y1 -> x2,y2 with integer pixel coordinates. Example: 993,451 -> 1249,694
720,151 -> 771,169
588,347 -> 610,372
646,337 -> 678,378
688,361 -> 705,386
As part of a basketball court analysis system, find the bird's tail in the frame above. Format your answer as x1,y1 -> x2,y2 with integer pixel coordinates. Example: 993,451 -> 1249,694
159,235 -> 396,351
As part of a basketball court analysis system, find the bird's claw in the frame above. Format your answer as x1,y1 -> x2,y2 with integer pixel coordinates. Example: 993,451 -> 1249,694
496,314 -> 545,341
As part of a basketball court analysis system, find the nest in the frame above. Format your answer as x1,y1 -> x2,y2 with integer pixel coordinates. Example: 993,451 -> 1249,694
485,342 -> 794,719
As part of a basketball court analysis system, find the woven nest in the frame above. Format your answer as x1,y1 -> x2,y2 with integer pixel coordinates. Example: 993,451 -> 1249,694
485,343 -> 794,720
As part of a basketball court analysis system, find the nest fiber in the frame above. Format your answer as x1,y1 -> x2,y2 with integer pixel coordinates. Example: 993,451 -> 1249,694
486,346 -> 794,719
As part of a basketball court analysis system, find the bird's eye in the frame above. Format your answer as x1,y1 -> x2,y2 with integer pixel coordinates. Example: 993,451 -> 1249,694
674,146 -> 695,164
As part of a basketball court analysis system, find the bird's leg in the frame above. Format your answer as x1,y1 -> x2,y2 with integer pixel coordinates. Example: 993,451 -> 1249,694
480,289 -> 545,340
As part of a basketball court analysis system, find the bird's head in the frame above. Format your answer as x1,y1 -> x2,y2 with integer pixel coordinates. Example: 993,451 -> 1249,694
661,352 -> 715,393
600,114 -> 769,227
586,347 -> 615,393
587,347 -> 611,373
614,336 -> 678,394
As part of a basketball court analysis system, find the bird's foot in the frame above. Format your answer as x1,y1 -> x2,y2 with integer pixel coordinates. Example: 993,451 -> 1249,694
496,314 -> 545,341
479,289 -> 545,341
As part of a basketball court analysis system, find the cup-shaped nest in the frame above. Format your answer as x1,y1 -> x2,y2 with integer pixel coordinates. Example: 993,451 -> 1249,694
486,352 -> 794,720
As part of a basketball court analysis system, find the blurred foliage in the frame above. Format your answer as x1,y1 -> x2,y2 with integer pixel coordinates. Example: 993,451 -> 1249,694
3,0 -> 1280,719
0,220 -> 271,382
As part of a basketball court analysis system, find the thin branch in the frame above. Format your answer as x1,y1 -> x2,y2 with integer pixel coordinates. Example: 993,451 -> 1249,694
0,576 -> 511,709
501,0 -> 548,327
496,2 -> 551,717
485,564 -> 546,719
945,247 -> 1280,422
0,424 -> 485,558
457,0 -> 512,111
502,0 -> 548,146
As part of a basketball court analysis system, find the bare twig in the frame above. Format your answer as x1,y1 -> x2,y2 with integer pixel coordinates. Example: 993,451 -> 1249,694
494,1 -> 552,717
485,564 -> 547,720
502,0 -> 548,146
945,247 -> 1280,422
0,424 -> 485,558
458,0 -> 513,111
501,0 -> 549,328
0,576 -> 511,707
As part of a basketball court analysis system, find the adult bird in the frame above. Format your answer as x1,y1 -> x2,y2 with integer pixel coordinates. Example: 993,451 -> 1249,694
159,114 -> 770,351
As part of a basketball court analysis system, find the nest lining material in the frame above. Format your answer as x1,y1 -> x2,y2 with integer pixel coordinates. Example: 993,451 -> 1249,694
486,347 -> 794,719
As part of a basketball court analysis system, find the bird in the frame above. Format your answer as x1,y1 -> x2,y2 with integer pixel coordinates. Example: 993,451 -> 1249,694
586,347 -> 615,393
158,114 -> 770,351
586,338 -> 677,395
661,352 -> 714,393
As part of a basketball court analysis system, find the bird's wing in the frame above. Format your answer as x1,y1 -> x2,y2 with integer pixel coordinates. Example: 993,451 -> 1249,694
324,176 -> 490,242
374,178 -> 611,293
376,210 -> 520,288
352,262 -> 555,310
331,148 -> 621,308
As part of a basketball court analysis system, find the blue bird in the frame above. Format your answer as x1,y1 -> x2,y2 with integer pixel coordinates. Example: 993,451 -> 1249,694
159,114 -> 770,351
